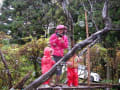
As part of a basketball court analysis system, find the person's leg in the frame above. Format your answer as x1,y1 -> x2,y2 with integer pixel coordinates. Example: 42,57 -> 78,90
53,55 -> 62,85
56,64 -> 63,85
56,75 -> 60,84
67,77 -> 73,86
67,68 -> 73,86
49,75 -> 55,86
42,71 -> 50,85
73,68 -> 78,86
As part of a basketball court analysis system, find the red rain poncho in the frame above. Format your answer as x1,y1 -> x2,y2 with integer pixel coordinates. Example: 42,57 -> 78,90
41,47 -> 55,84
66,55 -> 80,86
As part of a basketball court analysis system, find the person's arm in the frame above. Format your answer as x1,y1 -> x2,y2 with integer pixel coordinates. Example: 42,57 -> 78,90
66,61 -> 73,67
77,56 -> 83,63
58,35 -> 68,49
49,34 -> 57,47
72,55 -> 82,68
41,58 -> 45,73
51,56 -> 55,65
41,58 -> 45,67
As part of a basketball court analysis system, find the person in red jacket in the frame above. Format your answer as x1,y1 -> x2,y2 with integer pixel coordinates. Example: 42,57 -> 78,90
41,47 -> 55,87
49,25 -> 68,84
66,54 -> 82,87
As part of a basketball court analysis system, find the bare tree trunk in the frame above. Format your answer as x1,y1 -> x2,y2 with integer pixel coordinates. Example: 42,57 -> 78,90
60,0 -> 74,48
78,38 -> 98,56
0,49 -> 13,88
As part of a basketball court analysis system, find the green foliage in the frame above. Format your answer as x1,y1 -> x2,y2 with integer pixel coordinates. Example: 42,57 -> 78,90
18,38 -> 48,77
1,39 -> 10,45
0,0 -> 120,45
1,0 -> 49,43
0,0 -> 120,89
0,38 -> 49,89
90,44 -> 108,77
19,38 -> 48,58
101,79 -> 113,83
74,24 -> 86,41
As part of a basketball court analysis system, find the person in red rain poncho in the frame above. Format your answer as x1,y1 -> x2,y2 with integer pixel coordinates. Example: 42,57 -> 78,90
41,47 -> 55,86
66,54 -> 82,87
49,25 -> 68,84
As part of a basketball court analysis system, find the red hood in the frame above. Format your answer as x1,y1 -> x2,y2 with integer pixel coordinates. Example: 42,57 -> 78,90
44,47 -> 53,57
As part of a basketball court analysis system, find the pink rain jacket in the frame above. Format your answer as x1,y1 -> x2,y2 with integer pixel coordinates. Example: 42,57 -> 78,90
41,47 -> 55,74
49,33 -> 68,57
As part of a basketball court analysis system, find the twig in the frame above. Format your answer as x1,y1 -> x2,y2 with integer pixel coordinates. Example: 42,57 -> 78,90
12,71 -> 32,89
88,0 -> 99,31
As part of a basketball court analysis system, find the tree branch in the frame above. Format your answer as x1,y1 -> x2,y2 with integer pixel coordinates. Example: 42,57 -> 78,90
102,0 -> 108,20
80,0 -> 89,12
11,71 -> 32,89
78,38 -> 99,57
88,0 -> 99,31
56,0 -> 74,48
111,28 -> 120,31
0,49 -> 13,88
102,0 -> 111,29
